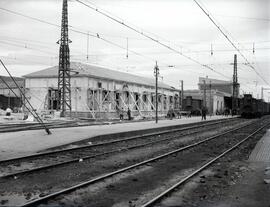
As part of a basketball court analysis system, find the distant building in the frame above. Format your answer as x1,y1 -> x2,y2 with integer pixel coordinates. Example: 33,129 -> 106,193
23,62 -> 180,119
198,77 -> 239,96
183,89 -> 230,115
180,76 -> 238,115
0,76 -> 24,110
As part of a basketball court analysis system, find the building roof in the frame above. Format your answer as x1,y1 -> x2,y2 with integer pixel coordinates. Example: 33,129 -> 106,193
24,62 -> 176,90
183,89 -> 231,99
198,77 -> 232,85
0,76 -> 24,89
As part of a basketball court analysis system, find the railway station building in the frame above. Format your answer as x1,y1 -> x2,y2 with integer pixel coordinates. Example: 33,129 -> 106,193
23,62 -> 180,119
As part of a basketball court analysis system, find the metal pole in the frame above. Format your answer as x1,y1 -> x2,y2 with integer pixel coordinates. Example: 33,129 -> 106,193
203,80 -> 206,107
179,81 -> 181,110
209,80 -> 212,115
126,37 -> 129,59
181,80 -> 184,111
8,89 -> 10,108
0,59 -> 51,135
232,54 -> 237,116
75,81 -> 78,119
87,31 -> 90,61
154,61 -> 159,123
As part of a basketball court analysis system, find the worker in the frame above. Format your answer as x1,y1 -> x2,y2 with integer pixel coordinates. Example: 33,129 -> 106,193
168,107 -> 173,120
201,106 -> 207,120
127,107 -> 131,120
119,107 -> 124,121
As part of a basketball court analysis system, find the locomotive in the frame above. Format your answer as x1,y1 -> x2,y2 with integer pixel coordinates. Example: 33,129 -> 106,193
239,94 -> 270,118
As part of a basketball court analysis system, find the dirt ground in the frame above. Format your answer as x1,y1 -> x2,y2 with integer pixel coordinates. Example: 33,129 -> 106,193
157,128 -> 270,207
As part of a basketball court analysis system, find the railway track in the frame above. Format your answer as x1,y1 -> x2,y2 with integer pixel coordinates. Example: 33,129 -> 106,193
140,123 -> 268,207
0,120 -> 79,133
11,118 -> 268,207
0,118 -> 245,179
0,117 -> 236,134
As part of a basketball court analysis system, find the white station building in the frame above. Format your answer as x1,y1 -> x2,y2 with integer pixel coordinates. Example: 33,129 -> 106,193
23,62 -> 180,119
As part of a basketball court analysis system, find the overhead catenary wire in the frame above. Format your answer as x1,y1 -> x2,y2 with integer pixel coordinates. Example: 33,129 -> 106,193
193,0 -> 270,86
214,14 -> 270,22
74,0 -> 231,80
0,8 -> 257,90
0,5 -> 218,78
0,3 -> 257,84
0,6 -> 170,67
1,3 -> 257,87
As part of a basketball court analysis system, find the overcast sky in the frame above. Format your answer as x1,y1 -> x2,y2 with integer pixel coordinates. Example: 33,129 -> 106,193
0,0 -> 269,97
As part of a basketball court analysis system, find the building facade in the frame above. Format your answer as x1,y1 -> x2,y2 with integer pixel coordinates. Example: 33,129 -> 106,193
0,76 -> 24,110
183,89 -> 229,115
198,77 -> 239,96
24,62 -> 180,119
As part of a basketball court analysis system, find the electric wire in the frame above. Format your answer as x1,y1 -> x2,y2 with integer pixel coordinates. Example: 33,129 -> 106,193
0,3 -> 261,90
193,0 -> 270,86
74,0 -> 232,80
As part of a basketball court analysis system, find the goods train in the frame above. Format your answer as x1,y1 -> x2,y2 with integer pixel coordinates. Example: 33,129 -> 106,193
181,94 -> 270,118
239,94 -> 270,118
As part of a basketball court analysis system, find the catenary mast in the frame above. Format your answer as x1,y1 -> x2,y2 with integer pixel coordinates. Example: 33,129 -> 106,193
58,0 -> 71,117
232,54 -> 239,115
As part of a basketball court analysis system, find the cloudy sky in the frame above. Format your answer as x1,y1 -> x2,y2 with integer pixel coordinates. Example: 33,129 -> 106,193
0,0 -> 269,97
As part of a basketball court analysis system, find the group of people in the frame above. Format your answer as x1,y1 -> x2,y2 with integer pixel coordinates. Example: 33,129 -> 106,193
118,106 -> 209,121
118,107 -> 132,121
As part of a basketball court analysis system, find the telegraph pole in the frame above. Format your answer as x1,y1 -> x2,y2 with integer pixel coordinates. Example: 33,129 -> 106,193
154,61 -> 159,123
179,81 -> 181,110
58,0 -> 71,117
86,31 -> 90,61
232,54 -> 239,116
126,37 -> 129,59
181,80 -> 184,110
209,80 -> 212,116
203,80 -> 206,107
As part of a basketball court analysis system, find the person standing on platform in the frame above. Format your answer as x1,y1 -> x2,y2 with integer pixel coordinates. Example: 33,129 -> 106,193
201,106 -> 207,120
119,107 -> 124,121
127,107 -> 131,120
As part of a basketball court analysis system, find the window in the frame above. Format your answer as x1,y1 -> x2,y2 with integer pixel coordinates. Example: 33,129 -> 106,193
48,88 -> 59,110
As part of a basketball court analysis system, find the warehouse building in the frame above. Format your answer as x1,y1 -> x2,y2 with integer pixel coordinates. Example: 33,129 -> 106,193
0,76 -> 24,111
23,62 -> 180,119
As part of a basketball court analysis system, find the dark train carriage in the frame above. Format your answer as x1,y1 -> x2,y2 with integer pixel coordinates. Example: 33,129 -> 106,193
257,99 -> 262,114
240,94 -> 255,118
183,96 -> 203,115
239,94 -> 268,118
224,96 -> 240,115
